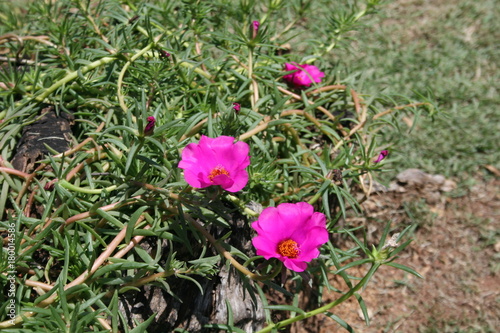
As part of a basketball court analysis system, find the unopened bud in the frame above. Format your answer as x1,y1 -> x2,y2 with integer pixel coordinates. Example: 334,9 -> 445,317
144,116 -> 156,136
160,50 -> 170,58
252,21 -> 260,39
374,150 -> 388,163
44,179 -> 58,191
232,102 -> 241,113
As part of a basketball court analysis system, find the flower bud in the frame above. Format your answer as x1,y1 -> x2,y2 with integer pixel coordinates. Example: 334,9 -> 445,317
44,179 -> 57,191
252,20 -> 260,39
144,116 -> 155,136
374,150 -> 388,163
159,50 -> 170,58
232,102 -> 241,113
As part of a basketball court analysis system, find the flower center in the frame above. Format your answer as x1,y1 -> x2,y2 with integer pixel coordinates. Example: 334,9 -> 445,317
277,239 -> 300,259
208,165 -> 230,182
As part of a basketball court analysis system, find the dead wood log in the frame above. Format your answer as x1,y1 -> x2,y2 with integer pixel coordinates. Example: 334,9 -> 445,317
118,212 -> 266,332
11,105 -> 74,173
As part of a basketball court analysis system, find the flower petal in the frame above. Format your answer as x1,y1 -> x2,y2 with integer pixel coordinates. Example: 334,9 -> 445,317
283,258 -> 307,272
276,202 -> 314,236
283,62 -> 325,88
252,236 -> 278,259
223,170 -> 248,192
182,169 -> 205,188
211,173 -> 234,189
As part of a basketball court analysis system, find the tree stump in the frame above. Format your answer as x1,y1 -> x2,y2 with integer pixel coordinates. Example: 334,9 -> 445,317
11,105 -> 74,173
119,213 -> 266,332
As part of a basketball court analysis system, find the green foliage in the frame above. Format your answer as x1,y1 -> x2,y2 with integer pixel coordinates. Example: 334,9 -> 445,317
0,0 -> 428,331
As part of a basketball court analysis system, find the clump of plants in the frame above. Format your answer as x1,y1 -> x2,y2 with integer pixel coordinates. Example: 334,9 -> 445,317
0,0 -> 431,331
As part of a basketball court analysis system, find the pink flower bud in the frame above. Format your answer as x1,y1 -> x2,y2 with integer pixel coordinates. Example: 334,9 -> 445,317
44,179 -> 57,191
232,102 -> 241,113
160,50 -> 170,58
374,150 -> 388,163
144,116 -> 155,136
252,20 -> 260,39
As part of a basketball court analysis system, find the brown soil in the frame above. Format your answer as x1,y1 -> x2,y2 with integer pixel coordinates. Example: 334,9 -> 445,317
298,176 -> 499,332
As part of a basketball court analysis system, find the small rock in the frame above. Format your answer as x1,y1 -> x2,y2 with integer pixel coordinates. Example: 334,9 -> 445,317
426,191 -> 442,205
440,179 -> 457,192
358,308 -> 374,320
494,241 -> 500,252
396,168 -> 430,186
396,169 -> 455,192
388,182 -> 406,192
431,174 -> 446,185
363,179 -> 388,193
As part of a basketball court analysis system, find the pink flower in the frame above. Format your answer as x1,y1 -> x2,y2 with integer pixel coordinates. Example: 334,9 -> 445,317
374,150 -> 388,163
283,62 -> 325,88
251,202 -> 329,272
178,135 -> 250,192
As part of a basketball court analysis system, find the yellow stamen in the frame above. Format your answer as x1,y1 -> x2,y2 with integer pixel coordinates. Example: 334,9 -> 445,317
208,165 -> 230,182
277,239 -> 300,259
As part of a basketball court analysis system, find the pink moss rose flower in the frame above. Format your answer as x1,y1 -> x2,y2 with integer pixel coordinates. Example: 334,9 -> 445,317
283,62 -> 325,88
178,135 -> 250,192
251,202 -> 329,272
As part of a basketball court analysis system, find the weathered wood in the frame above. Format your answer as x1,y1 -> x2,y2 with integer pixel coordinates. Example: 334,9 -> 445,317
11,105 -> 74,173
119,264 -> 265,332
119,213 -> 266,332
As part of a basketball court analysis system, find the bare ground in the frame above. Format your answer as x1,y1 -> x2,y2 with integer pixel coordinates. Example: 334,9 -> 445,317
301,176 -> 499,333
